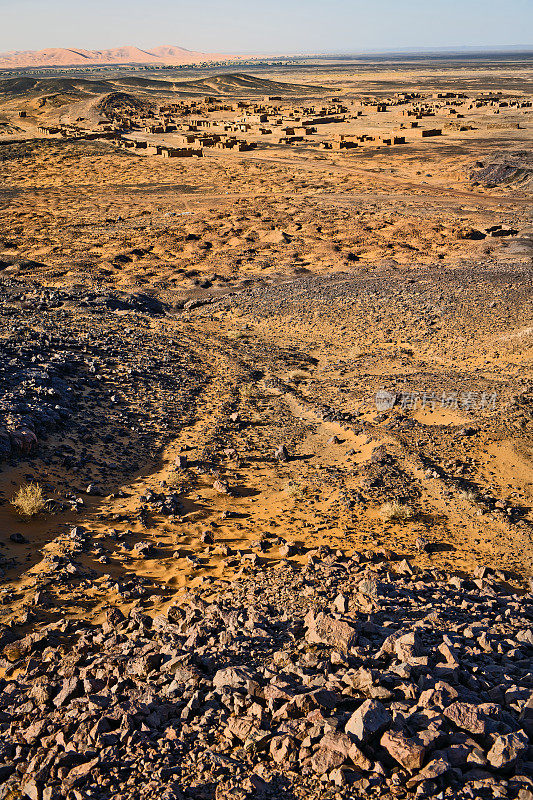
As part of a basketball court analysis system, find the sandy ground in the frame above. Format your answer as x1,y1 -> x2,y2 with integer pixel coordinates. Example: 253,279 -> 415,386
0,56 -> 531,630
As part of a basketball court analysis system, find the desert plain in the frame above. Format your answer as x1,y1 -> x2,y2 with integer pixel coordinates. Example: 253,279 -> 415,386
0,52 -> 531,800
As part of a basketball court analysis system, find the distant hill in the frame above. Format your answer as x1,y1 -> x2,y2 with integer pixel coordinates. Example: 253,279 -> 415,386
0,76 -> 116,97
172,73 -> 332,95
0,45 -> 232,69
97,92 -> 156,114
0,73 -> 332,101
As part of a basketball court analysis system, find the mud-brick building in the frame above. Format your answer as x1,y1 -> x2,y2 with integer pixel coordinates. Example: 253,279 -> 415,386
159,147 -> 203,158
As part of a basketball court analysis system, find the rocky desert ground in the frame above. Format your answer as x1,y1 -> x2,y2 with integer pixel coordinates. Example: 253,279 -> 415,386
0,53 -> 532,800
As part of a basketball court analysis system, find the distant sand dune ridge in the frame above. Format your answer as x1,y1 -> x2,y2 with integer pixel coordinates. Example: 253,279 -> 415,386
0,45 -> 234,68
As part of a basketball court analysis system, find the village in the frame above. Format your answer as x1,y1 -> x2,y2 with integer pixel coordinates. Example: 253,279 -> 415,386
33,84 -> 533,159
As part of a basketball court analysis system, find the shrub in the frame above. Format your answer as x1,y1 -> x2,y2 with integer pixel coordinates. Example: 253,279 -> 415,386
12,482 -> 45,519
284,480 -> 306,499
380,501 -> 414,522
457,489 -> 477,502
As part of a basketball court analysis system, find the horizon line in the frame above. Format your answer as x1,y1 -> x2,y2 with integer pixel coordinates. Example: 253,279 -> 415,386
2,44 -> 533,57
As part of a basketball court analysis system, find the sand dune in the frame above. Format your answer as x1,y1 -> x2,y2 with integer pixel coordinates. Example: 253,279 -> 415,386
0,45 -> 232,68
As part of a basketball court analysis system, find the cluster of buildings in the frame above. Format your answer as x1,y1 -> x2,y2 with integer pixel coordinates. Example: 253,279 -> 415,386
32,88 -> 531,158
37,123 -> 117,140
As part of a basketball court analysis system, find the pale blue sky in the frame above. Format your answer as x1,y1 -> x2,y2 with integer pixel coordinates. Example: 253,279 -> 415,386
1,0 -> 532,54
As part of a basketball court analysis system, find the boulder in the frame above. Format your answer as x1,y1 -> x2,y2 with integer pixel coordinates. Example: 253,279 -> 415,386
487,731 -> 529,770
381,730 -> 426,771
213,666 -> 255,692
305,610 -> 359,652
345,700 -> 391,743
444,702 -> 487,735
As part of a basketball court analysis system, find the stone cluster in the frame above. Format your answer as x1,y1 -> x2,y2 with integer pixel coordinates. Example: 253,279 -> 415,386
0,548 -> 531,800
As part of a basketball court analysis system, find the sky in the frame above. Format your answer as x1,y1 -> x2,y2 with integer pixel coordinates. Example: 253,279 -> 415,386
1,0 -> 532,54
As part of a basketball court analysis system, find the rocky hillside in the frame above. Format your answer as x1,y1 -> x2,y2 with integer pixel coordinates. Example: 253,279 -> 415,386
0,550 -> 531,800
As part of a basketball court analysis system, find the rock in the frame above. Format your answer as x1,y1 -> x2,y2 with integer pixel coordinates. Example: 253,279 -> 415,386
270,735 -> 294,764
275,444 -> 289,462
517,628 -> 533,647
29,678 -> 53,706
0,428 -> 12,460
213,666 -> 255,692
444,702 -> 488,735
226,715 -> 263,744
304,611 -> 359,652
333,593 -> 349,613
321,731 -> 372,770
22,779 -> 41,800
520,697 -> 533,737
345,700 -> 391,743
377,630 -> 424,661
127,652 -> 162,676
394,631 -> 425,661
279,542 -> 296,557
310,745 -> 346,775
10,427 -> 37,455
487,731 -> 529,770
406,757 -> 450,788
132,540 -> 154,558
63,757 -> 100,788
370,444 -> 389,464
22,719 -> 47,744
381,730 -> 426,771
459,228 -> 486,240
213,479 -> 231,495
102,606 -> 126,634
53,676 -> 81,708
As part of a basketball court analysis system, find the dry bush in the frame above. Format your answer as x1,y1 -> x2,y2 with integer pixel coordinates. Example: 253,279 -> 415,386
457,489 -> 477,502
166,473 -> 184,490
380,501 -> 414,522
284,480 -> 306,499
12,482 -> 45,519
240,383 -> 257,400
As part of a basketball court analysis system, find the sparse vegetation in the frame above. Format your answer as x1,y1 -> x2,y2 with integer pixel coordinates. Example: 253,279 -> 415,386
380,500 -> 414,521
12,482 -> 46,519
166,472 -> 184,490
457,489 -> 477,502
240,383 -> 258,402
284,480 -> 307,499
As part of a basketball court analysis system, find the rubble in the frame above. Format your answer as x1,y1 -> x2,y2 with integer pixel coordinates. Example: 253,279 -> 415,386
0,553 -> 530,799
